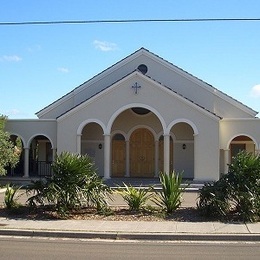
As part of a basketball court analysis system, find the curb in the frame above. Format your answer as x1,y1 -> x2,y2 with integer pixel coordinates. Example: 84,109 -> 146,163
0,229 -> 260,242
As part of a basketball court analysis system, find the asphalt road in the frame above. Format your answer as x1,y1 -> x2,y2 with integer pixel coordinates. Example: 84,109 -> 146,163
0,236 -> 260,260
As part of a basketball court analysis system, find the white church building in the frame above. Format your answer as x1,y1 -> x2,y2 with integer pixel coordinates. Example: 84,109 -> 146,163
5,48 -> 260,182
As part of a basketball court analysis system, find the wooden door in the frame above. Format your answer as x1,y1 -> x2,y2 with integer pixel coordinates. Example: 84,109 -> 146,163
112,140 -> 126,177
130,128 -> 155,177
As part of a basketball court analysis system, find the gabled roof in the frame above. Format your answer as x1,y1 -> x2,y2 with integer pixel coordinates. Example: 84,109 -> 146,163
145,48 -> 257,116
36,47 -> 258,119
57,70 -> 222,121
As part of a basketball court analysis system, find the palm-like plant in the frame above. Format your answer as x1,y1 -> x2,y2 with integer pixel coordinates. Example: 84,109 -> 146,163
4,184 -> 22,209
26,152 -> 111,215
117,183 -> 153,211
153,171 -> 187,213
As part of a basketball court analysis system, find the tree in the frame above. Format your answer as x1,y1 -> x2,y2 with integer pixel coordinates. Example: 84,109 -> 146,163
197,151 -> 260,222
0,115 -> 21,175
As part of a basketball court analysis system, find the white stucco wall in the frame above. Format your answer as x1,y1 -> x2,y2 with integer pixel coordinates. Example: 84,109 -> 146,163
5,119 -> 57,148
57,72 -> 220,181
219,119 -> 260,150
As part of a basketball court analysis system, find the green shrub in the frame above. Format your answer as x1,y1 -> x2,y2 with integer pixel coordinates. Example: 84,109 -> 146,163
26,152 -> 111,216
117,183 -> 153,211
153,171 -> 188,213
197,151 -> 260,222
4,184 -> 22,209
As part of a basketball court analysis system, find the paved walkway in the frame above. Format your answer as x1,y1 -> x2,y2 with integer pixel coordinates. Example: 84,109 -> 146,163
0,188 -> 260,241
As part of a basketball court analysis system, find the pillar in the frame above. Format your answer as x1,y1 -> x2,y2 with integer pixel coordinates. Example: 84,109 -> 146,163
163,134 -> 170,174
193,134 -> 199,180
155,139 -> 159,177
52,148 -> 57,162
125,140 -> 130,177
23,147 -> 29,178
224,149 -> 230,174
76,134 -> 82,154
104,134 -> 111,179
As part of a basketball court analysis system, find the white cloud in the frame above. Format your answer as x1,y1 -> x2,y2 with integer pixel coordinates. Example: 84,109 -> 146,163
93,40 -> 118,51
57,67 -> 69,73
0,55 -> 22,62
4,109 -> 21,116
250,84 -> 260,98
27,44 -> 42,53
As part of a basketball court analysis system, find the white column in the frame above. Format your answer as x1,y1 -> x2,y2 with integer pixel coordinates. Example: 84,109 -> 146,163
104,134 -> 111,179
155,140 -> 159,177
52,148 -> 57,162
193,134 -> 199,180
76,134 -> 82,154
163,134 -> 170,174
125,140 -> 130,177
23,148 -> 29,178
255,149 -> 260,156
224,149 -> 230,174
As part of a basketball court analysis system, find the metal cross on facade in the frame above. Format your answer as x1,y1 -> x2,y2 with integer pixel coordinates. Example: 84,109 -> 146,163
132,82 -> 141,94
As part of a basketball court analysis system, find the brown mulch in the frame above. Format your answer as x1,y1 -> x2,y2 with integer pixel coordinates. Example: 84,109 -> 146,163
0,205 -> 209,222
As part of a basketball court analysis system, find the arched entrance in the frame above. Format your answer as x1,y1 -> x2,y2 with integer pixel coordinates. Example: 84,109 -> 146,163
170,122 -> 195,179
229,135 -> 256,160
130,128 -> 155,177
111,134 -> 126,177
81,122 -> 104,176
6,135 -> 24,177
29,135 -> 53,177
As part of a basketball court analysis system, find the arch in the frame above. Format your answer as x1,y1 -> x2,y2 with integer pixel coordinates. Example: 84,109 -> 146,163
6,134 -> 25,177
168,120 -> 195,179
166,119 -> 198,136
27,134 -> 54,177
127,125 -> 157,140
27,133 -> 54,149
8,133 -> 26,148
157,131 -> 177,142
106,103 -> 166,135
77,119 -> 106,135
226,134 -> 258,150
80,121 -> 105,177
111,130 -> 127,140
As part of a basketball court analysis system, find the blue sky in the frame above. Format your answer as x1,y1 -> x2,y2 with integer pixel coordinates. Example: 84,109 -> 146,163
1,0 -> 260,118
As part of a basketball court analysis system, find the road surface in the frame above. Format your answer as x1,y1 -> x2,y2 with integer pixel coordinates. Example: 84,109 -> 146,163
0,236 -> 259,260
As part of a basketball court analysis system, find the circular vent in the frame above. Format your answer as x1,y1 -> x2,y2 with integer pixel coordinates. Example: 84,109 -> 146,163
137,64 -> 148,74
131,107 -> 150,115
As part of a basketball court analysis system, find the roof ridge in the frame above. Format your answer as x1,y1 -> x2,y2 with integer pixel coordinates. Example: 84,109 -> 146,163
143,49 -> 257,115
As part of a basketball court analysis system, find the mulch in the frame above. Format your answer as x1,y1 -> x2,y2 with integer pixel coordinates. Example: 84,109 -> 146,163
0,205 -> 210,222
